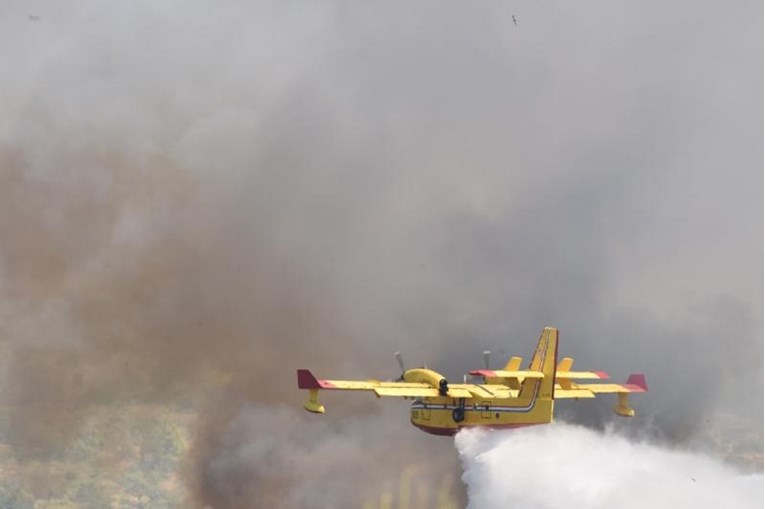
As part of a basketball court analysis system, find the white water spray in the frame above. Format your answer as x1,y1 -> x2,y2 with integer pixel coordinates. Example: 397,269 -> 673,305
456,423 -> 762,509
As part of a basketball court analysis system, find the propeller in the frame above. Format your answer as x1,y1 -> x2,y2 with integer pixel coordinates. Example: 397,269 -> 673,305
394,351 -> 405,381
483,350 -> 491,370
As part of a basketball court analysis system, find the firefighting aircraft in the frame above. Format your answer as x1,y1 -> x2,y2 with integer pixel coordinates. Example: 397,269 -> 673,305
297,327 -> 647,435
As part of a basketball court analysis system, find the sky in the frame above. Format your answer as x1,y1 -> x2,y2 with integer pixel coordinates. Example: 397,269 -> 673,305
0,0 -> 762,507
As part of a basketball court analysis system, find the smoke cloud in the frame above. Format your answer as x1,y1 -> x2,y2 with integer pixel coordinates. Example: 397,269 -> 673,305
456,425 -> 763,509
202,404 -> 462,508
0,0 -> 761,507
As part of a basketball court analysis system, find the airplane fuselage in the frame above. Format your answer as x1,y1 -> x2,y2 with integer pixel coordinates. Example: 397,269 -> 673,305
409,395 -> 554,436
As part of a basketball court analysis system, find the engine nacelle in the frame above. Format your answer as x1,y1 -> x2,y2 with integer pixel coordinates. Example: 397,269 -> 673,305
403,368 -> 449,394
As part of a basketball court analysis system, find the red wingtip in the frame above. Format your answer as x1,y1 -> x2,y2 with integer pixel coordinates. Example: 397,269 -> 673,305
595,371 -> 611,379
625,373 -> 648,392
297,369 -> 322,389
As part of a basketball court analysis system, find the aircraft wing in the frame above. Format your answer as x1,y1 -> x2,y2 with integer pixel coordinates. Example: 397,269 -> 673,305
375,383 -> 518,399
323,380 -> 432,391
573,374 -> 648,394
556,371 -> 610,380
554,374 -> 647,398
467,369 -> 545,390
297,370 -> 519,402
448,383 -> 518,399
554,357 -> 611,388
468,369 -> 544,379
298,369 -> 486,400
554,374 -> 648,417
298,370 -> 432,392
468,368 -> 612,394
552,388 -> 596,399
470,369 -> 607,380
556,371 -> 609,389
374,387 -> 444,397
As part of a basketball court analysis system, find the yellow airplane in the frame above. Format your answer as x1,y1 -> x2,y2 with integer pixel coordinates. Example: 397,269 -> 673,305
297,326 -> 647,436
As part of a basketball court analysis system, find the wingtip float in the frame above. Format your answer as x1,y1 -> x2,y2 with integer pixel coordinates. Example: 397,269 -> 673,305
296,326 -> 648,435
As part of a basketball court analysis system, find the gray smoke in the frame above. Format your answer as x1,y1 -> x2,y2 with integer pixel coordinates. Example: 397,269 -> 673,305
0,0 -> 760,507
